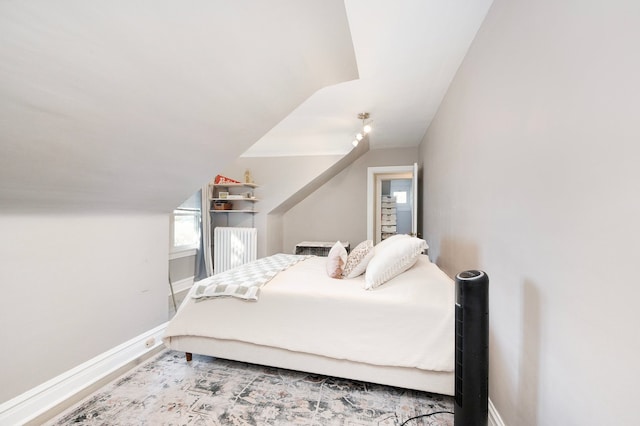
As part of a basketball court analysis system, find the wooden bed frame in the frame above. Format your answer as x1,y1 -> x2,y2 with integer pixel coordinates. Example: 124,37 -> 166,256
169,335 -> 454,396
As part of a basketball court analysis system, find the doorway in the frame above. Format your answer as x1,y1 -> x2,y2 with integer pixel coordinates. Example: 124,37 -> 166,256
367,164 -> 418,244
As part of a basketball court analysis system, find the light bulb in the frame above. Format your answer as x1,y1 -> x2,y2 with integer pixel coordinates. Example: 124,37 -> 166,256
363,124 -> 372,134
356,133 -> 363,141
352,140 -> 359,147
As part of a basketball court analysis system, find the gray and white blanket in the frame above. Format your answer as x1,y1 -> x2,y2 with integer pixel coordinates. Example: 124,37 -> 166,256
191,253 -> 312,302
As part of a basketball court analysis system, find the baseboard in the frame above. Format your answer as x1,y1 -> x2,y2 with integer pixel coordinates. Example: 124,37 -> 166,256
0,318 -> 505,426
488,398 -> 506,426
169,276 -> 194,297
0,322 -> 168,426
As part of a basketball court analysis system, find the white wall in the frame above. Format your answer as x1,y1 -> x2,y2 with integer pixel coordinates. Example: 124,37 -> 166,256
419,0 -> 640,424
0,214 -> 168,403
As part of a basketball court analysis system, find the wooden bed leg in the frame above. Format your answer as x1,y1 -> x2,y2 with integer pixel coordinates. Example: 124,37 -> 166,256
185,352 -> 193,362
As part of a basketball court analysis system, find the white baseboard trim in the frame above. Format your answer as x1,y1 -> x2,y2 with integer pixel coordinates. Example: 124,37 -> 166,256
0,322 -> 168,426
169,276 -> 194,297
0,320 -> 506,426
489,398 -> 506,426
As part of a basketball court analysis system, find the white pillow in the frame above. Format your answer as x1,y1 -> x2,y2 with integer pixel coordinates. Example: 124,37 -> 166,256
364,237 -> 427,289
374,233 -> 411,254
326,241 -> 348,279
342,240 -> 374,279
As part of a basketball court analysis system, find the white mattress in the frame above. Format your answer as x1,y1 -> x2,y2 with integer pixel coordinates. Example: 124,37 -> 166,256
163,255 -> 454,372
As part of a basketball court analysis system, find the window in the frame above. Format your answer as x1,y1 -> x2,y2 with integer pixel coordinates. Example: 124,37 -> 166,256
170,190 -> 201,255
392,191 -> 407,204
172,210 -> 200,248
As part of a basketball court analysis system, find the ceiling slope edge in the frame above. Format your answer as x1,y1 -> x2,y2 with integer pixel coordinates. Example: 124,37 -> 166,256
270,138 -> 370,215
217,138 -> 368,225
0,0 -> 357,213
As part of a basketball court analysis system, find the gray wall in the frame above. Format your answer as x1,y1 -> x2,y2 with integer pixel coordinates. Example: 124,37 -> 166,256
169,255 -> 196,283
419,0 -> 640,424
221,155 -> 343,257
283,147 -> 418,252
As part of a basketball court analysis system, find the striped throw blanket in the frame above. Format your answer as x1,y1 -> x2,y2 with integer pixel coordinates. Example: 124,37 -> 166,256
191,253 -> 311,302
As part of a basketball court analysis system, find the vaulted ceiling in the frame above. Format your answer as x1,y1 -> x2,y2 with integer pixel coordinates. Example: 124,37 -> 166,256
0,0 -> 492,213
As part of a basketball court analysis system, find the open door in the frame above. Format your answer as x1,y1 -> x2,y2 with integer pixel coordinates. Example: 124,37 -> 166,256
367,163 -> 419,244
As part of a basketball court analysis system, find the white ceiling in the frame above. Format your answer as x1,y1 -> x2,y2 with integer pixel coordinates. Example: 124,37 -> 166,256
243,0 -> 494,157
0,0 -> 493,212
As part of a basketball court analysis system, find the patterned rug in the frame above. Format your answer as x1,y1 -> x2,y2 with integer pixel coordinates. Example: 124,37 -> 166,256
46,350 -> 453,425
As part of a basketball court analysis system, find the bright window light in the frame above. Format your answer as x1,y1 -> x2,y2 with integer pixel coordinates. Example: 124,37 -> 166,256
170,190 -> 201,253
173,210 -> 200,249
393,191 -> 407,204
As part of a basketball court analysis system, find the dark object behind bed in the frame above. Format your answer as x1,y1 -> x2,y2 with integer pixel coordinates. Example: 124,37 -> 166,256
294,241 -> 351,256
454,270 -> 489,426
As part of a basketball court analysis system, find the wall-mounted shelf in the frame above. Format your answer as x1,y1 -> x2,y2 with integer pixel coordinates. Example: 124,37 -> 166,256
210,209 -> 258,214
210,183 -> 259,210
211,198 -> 259,202
212,183 -> 259,189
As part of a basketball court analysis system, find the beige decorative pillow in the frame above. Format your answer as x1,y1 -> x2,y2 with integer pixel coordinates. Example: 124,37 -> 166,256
326,241 -> 348,279
342,240 -> 374,279
364,237 -> 427,289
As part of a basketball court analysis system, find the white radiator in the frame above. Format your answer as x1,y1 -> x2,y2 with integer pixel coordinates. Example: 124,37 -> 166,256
213,227 -> 257,274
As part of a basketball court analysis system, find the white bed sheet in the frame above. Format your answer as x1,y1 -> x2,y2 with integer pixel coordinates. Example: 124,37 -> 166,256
163,255 -> 454,372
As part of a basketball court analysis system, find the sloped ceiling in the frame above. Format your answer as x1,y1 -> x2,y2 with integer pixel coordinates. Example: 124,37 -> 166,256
0,0 -> 494,213
243,0 -> 494,157
0,0 -> 357,212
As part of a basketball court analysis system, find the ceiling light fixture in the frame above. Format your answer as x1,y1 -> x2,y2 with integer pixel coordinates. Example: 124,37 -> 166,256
352,112 -> 371,147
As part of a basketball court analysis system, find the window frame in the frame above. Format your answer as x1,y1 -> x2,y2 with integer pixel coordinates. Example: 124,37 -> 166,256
169,207 -> 201,257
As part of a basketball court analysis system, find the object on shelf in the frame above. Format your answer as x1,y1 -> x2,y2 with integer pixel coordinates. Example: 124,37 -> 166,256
381,195 -> 397,239
213,202 -> 233,210
381,214 -> 397,225
244,169 -> 254,184
215,174 -> 240,185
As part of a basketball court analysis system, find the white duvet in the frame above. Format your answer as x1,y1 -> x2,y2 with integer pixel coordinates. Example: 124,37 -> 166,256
163,255 -> 455,372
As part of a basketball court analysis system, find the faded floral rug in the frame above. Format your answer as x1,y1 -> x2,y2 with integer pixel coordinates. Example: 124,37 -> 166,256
46,350 -> 453,425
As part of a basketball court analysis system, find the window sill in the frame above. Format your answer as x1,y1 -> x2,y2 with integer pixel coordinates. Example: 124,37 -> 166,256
169,248 -> 197,260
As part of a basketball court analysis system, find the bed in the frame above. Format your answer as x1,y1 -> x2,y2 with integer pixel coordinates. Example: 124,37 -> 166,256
163,236 -> 455,396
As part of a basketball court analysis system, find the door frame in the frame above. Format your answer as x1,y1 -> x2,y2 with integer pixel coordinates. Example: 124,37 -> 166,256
367,164 -> 418,243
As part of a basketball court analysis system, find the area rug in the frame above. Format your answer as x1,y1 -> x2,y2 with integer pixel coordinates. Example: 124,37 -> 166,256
46,350 -> 453,425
